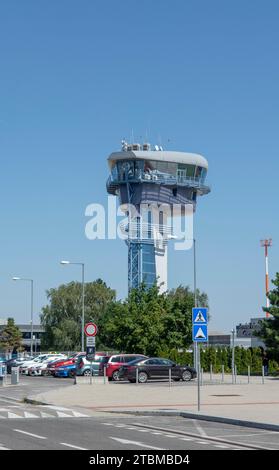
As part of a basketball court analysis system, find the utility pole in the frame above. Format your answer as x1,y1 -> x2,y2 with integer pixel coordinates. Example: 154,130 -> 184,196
260,239 -> 272,317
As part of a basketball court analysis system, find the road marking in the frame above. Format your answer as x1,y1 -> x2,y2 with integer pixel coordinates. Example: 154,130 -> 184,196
72,411 -> 89,418
56,411 -> 75,418
192,419 -> 207,437
24,412 -> 39,419
8,412 -> 23,419
60,442 -> 88,450
40,412 -> 56,418
13,429 -> 47,439
110,437 -> 165,450
0,444 -> 10,450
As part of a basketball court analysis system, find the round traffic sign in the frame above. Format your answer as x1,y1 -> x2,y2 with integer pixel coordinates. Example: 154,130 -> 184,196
84,322 -> 98,337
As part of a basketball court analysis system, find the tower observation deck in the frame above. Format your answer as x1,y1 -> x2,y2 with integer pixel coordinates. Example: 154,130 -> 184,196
106,141 -> 210,292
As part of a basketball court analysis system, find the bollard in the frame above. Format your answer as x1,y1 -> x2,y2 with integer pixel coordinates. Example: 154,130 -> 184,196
234,365 -> 237,384
169,368 -> 172,388
248,365 -> 250,384
210,364 -> 213,381
103,365 -> 106,385
221,365 -> 224,383
136,366 -> 138,385
262,366 -> 265,384
11,367 -> 19,385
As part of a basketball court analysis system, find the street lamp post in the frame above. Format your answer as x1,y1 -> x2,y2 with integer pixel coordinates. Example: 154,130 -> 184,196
60,261 -> 85,351
12,277 -> 34,356
193,238 -> 198,370
231,328 -> 235,384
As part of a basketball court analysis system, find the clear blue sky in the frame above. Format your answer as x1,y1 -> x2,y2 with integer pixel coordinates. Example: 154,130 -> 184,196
0,0 -> 278,332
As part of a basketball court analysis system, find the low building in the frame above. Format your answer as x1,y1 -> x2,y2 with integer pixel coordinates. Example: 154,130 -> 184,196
235,317 -> 265,349
0,322 -> 45,353
208,331 -> 231,347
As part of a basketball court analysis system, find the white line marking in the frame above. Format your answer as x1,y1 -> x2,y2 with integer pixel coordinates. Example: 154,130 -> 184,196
0,444 -> 10,450
60,442 -> 88,450
56,411 -> 74,418
13,429 -> 47,439
8,412 -> 23,419
24,412 -> 39,418
110,437 -> 165,450
192,420 -> 208,437
72,411 -> 89,418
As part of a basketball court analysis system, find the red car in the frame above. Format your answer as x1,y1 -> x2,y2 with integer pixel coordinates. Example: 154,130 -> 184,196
104,354 -> 148,381
45,353 -> 85,376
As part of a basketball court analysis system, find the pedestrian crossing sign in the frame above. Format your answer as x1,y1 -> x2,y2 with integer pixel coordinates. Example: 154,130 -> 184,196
193,324 -> 208,342
192,308 -> 207,324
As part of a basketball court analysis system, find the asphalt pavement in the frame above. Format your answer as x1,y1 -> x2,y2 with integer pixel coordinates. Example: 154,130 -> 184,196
0,376 -> 279,450
1,413 -> 279,450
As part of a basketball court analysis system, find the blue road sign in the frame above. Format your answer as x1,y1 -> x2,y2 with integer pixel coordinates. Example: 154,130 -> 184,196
192,308 -> 208,324
192,324 -> 208,342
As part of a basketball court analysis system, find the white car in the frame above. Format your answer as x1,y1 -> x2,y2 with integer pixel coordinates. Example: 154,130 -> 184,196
20,354 -> 65,375
28,355 -> 67,376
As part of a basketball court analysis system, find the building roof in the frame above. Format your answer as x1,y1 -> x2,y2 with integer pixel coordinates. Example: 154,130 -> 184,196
108,151 -> 208,170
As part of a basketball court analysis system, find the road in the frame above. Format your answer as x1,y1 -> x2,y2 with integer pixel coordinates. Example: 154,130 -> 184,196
0,376 -> 279,450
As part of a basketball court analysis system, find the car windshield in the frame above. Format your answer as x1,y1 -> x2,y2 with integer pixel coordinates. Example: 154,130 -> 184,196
94,356 -> 109,363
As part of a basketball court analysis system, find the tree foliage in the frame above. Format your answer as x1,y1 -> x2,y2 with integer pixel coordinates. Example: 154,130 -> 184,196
257,272 -> 279,361
0,318 -> 22,353
98,284 -> 208,356
40,279 -> 116,350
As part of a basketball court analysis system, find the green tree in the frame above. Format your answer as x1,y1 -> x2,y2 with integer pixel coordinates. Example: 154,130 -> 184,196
257,273 -> 279,361
99,283 -> 208,356
40,279 -> 116,350
0,318 -> 22,354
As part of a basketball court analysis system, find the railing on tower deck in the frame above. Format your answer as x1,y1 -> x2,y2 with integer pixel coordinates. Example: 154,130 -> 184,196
106,170 -> 210,194
118,220 -> 175,247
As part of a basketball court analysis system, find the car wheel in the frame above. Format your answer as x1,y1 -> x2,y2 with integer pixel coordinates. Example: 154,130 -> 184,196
112,370 -> 120,381
182,370 -> 192,382
83,370 -> 91,376
138,371 -> 148,383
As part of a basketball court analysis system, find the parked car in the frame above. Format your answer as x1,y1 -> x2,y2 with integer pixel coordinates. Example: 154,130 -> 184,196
28,354 -> 67,376
76,354 -> 110,376
19,355 -> 53,375
5,357 -> 31,374
118,357 -> 197,383
44,353 -> 85,376
54,363 -> 77,378
105,354 -> 148,381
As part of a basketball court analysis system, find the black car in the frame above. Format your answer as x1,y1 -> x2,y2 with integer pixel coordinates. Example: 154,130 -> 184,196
118,357 -> 197,383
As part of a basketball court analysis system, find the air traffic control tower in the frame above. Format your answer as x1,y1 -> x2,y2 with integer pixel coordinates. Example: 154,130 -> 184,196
106,141 -> 210,292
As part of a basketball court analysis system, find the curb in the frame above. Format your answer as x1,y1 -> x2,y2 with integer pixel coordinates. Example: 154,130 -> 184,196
99,409 -> 279,432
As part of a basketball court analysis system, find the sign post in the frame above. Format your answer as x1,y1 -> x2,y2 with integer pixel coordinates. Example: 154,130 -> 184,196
84,323 -> 98,385
192,308 -> 208,411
